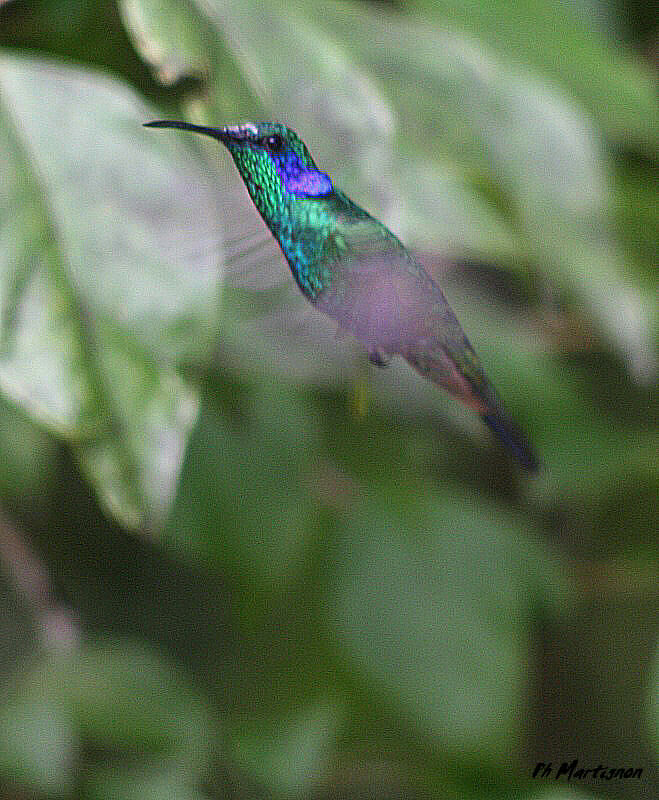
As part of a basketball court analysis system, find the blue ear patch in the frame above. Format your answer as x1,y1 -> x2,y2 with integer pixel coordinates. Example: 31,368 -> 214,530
272,153 -> 332,197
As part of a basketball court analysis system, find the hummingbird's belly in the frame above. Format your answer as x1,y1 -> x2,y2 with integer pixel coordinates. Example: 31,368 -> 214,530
314,262 -> 433,354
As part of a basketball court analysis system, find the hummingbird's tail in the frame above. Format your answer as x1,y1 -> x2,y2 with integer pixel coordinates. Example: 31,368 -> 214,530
401,340 -> 539,471
481,408 -> 539,472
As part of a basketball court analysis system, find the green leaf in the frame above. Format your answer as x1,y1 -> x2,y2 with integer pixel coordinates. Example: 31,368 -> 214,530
0,700 -> 76,796
0,53 -> 222,526
166,385 -> 322,596
406,0 -> 658,150
121,0 -> 260,118
84,766 -> 214,800
328,490 -> 569,761
19,639 -> 214,771
0,394 -> 57,505
120,0 -> 212,86
231,701 -> 341,798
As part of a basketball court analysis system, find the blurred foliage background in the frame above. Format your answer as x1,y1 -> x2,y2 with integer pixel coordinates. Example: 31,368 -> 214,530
0,0 -> 657,798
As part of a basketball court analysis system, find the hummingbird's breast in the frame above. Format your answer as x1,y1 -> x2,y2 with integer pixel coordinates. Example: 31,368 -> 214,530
271,200 -> 336,300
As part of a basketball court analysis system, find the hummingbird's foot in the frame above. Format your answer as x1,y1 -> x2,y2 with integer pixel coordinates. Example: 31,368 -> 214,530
368,348 -> 390,368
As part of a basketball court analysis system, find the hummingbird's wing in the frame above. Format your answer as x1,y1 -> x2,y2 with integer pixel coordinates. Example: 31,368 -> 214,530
221,228 -> 289,290
216,231 -> 360,382
313,217 -> 495,409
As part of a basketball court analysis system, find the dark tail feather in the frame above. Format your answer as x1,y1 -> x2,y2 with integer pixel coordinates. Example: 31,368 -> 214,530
481,409 -> 539,472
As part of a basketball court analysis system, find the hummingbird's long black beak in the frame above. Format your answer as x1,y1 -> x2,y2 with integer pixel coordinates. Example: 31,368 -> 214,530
144,120 -> 256,145
144,120 -> 232,143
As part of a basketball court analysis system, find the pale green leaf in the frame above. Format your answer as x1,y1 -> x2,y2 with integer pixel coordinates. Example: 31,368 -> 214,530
407,0 -> 659,150
0,54 -> 222,525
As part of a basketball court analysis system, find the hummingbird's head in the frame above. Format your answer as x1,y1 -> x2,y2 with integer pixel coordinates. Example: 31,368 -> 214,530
145,121 -> 333,215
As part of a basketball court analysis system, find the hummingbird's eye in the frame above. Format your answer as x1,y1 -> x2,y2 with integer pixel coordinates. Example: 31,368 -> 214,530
262,134 -> 285,154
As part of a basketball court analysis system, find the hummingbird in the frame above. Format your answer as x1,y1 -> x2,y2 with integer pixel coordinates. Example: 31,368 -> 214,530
145,120 -> 538,471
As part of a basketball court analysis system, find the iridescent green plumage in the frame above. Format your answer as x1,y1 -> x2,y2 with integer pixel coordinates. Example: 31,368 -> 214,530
145,120 -> 538,470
